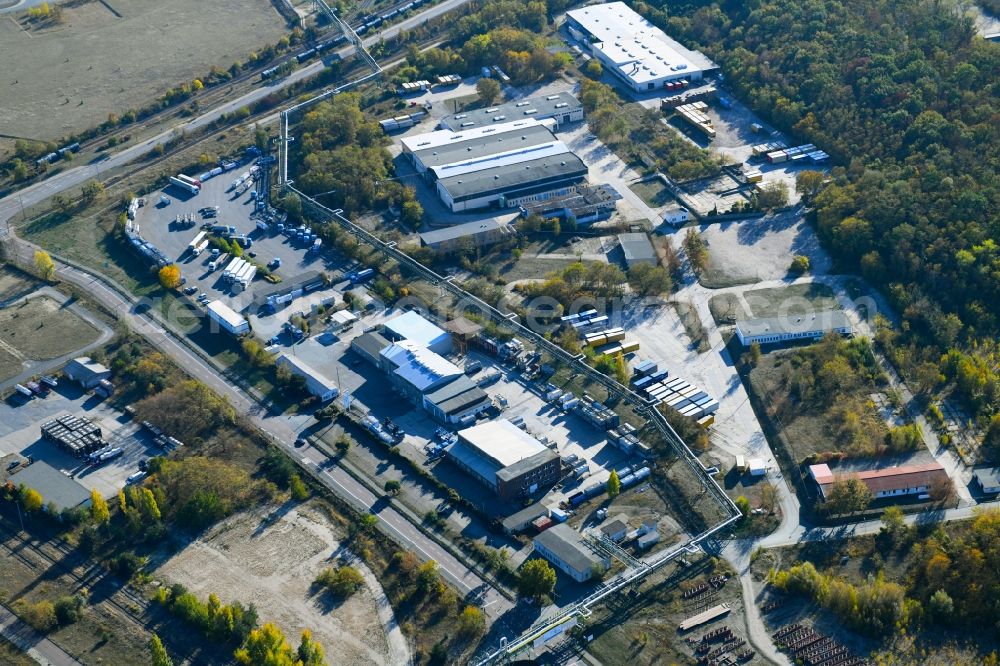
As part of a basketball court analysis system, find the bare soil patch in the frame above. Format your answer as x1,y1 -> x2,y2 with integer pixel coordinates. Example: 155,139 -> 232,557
699,212 -> 832,288
154,502 -> 398,666
0,0 -> 286,140
0,294 -> 99,361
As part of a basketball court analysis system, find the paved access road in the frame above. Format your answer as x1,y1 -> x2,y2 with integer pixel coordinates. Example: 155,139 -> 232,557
0,604 -> 81,666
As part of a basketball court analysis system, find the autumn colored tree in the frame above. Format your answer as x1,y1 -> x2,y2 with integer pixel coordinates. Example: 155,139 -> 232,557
607,470 -> 621,498
518,559 -> 556,599
158,264 -> 181,289
34,250 -> 55,280
150,634 -> 174,666
90,488 -> 110,524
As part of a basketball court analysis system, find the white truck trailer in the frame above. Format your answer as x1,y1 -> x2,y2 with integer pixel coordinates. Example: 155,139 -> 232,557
188,231 -> 207,253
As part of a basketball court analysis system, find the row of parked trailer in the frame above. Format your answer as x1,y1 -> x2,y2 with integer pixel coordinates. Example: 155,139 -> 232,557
169,173 -> 201,195
566,465 -> 652,508
222,256 -> 257,291
631,361 -> 718,426
764,143 -> 829,164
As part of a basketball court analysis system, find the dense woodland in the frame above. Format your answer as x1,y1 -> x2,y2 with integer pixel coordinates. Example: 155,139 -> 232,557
634,0 -> 1000,426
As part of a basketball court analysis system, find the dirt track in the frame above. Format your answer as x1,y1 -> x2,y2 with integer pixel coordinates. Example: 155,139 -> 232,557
155,502 -> 409,666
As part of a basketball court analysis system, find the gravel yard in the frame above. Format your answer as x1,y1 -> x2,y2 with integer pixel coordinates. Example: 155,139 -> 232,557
155,502 -> 407,666
697,212 -> 833,288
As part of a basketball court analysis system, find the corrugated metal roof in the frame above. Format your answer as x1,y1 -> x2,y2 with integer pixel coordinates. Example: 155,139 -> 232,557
381,341 -> 462,392
382,312 -> 450,349
10,462 -> 91,512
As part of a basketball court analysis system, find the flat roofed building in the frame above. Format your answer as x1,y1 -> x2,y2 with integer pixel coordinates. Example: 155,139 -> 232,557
419,218 -> 515,252
350,330 -> 391,366
973,468 -> 1000,494
519,184 -> 622,224
64,357 -> 111,389
566,2 -> 718,93
382,311 -> 452,354
402,119 -> 554,174
501,502 -> 550,535
252,270 -> 325,309
446,419 -> 561,500
618,232 -> 657,268
438,92 -> 583,131
437,152 -> 588,213
809,462 -> 949,501
207,300 -> 249,335
10,461 -> 92,514
735,311 -> 852,347
422,374 -> 491,424
533,523 -> 609,582
380,341 -> 463,401
401,119 -> 589,212
275,354 -> 339,402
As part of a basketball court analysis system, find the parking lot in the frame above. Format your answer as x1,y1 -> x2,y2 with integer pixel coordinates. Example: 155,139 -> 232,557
133,158 -> 349,314
0,384 -> 159,499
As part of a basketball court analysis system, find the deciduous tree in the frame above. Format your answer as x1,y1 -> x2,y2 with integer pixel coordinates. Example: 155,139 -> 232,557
518,559 -> 556,599
158,264 -> 181,289
607,469 -> 621,498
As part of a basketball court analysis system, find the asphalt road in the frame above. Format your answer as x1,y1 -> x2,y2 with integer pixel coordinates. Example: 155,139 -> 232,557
0,604 -> 81,666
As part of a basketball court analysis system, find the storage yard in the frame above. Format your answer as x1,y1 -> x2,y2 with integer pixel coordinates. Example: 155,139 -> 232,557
0,384 -> 158,498
127,153 -> 348,317
0,0 -> 287,140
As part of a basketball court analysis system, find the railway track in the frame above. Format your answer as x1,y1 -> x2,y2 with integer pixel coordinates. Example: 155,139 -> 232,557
0,519 -> 151,629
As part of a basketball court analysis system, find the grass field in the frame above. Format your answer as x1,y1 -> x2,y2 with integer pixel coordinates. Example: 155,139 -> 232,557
743,283 -> 839,318
0,295 -> 99,360
0,0 -> 286,140
629,179 -> 674,208
707,293 -> 747,325
0,267 -> 40,303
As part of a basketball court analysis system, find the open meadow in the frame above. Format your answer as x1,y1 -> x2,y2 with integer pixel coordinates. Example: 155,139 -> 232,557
0,0 -> 286,140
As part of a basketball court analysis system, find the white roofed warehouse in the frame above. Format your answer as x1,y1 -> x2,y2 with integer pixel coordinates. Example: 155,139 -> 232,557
381,311 -> 452,355
206,300 -> 250,335
735,311 -> 852,347
566,2 -> 718,93
445,419 -> 561,501
400,118 -> 588,213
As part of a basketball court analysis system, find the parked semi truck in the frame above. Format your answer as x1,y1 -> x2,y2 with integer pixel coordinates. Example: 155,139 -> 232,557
208,252 -> 229,271
169,175 -> 200,194
191,239 -> 210,257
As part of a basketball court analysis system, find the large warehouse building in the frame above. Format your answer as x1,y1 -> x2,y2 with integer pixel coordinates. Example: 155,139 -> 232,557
445,420 -> 561,501
566,2 -> 718,93
401,118 -> 588,212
